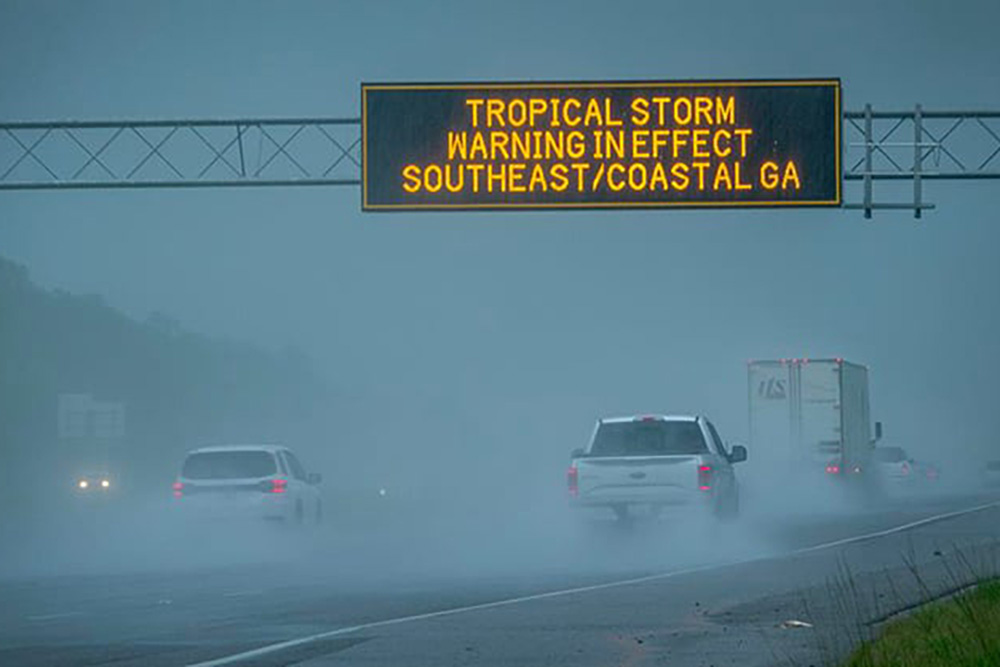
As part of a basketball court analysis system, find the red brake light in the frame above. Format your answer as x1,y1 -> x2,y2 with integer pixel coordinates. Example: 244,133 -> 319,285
698,465 -> 712,491
825,464 -> 841,475
172,481 -> 183,498
567,466 -> 578,496
901,462 -> 911,475
271,478 -> 288,494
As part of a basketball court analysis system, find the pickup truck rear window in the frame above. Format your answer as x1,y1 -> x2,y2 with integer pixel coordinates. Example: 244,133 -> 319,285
182,451 -> 277,479
590,421 -> 708,457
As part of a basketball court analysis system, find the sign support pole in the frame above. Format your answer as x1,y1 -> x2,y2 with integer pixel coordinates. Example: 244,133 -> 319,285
913,104 -> 922,220
863,103 -> 873,219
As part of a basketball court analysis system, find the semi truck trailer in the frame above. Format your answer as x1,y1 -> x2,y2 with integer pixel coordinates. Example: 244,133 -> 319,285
747,358 -> 881,483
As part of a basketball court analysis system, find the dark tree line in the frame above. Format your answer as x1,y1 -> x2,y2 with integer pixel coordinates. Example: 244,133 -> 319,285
0,256 -> 329,504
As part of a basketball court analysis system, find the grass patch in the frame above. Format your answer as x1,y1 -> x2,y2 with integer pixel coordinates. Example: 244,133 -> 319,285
844,578 -> 1000,666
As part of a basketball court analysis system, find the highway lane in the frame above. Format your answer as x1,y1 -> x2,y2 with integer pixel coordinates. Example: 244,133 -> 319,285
2,492 -> 1000,666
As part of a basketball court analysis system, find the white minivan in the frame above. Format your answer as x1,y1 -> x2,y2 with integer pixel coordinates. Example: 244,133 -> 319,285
172,445 -> 322,524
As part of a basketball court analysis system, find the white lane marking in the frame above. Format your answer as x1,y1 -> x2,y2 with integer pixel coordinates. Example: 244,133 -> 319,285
223,590 -> 264,598
186,563 -> 728,667
186,499 -> 1000,667
790,499 -> 1000,555
26,611 -> 86,622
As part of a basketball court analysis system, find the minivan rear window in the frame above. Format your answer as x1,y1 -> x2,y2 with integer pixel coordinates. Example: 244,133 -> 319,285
590,421 -> 708,457
182,451 -> 277,479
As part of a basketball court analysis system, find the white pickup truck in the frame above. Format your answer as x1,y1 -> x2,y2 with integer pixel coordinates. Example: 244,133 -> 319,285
567,415 -> 746,521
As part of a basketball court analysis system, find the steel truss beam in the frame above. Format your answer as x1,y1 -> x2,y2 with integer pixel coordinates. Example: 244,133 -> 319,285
0,118 -> 361,190
842,107 -> 1000,217
2,108 -> 999,218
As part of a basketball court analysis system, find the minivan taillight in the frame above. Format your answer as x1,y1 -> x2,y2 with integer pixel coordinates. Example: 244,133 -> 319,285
172,481 -> 183,498
698,465 -> 712,491
567,466 -> 578,497
256,478 -> 289,493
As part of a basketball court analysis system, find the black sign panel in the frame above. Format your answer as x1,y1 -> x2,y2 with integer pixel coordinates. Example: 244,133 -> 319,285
362,79 -> 841,211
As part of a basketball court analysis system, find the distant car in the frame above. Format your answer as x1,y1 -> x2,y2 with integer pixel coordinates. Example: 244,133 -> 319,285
567,415 -> 746,522
74,471 -> 115,495
873,446 -> 921,488
914,460 -> 941,483
982,461 -> 1000,488
172,445 -> 322,524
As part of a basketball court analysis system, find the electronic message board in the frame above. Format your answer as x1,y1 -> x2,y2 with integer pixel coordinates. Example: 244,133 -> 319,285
362,79 -> 840,211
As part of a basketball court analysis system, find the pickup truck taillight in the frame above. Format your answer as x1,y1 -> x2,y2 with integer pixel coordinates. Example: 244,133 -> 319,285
172,482 -> 183,498
698,465 -> 712,491
567,465 -> 578,497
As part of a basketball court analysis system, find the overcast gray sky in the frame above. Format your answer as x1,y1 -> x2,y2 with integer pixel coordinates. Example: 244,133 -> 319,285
1,0 -> 999,470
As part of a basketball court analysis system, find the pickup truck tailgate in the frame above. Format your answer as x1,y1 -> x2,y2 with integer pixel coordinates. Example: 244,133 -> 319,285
576,455 -> 703,503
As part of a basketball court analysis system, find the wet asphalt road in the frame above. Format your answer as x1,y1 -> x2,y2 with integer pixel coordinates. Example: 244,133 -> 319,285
3,491 -> 1000,667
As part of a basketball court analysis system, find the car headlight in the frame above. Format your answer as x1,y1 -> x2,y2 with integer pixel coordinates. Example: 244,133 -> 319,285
101,479 -> 111,489
78,479 -> 89,489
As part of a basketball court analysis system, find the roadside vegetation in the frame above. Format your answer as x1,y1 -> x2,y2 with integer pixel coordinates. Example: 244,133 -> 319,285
844,578 -> 1000,666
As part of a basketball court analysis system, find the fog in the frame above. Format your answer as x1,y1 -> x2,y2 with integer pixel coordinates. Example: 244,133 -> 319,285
1,0 -> 999,617
0,471 -> 779,586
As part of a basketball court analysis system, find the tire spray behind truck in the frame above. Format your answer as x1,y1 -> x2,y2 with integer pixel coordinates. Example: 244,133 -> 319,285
747,359 -> 881,508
